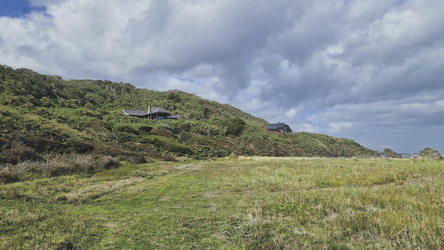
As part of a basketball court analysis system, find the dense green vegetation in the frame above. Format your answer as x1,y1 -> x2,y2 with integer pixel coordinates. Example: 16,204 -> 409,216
0,65 -> 380,183
1,157 -> 444,248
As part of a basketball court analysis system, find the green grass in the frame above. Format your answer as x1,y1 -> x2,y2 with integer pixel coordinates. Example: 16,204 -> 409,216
1,157 -> 444,248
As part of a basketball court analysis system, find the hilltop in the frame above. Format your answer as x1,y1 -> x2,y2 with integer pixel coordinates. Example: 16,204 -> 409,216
0,65 -> 378,175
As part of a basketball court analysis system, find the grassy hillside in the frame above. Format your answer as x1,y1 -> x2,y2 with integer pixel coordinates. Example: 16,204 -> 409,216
1,157 -> 443,248
0,65 -> 379,178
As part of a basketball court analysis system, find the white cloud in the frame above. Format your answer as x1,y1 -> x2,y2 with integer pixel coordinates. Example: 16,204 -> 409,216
1,0 -> 444,153
285,108 -> 298,119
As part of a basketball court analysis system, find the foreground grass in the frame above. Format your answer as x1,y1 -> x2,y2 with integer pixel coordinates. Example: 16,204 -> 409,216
1,157 -> 444,248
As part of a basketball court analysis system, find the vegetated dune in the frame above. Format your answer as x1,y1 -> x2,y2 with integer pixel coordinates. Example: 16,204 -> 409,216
1,65 -> 379,181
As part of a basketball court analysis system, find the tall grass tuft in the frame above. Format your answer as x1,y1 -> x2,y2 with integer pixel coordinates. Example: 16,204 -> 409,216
0,142 -> 43,164
0,154 -> 121,183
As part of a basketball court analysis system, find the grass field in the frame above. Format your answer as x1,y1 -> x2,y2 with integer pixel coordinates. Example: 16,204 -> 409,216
1,157 -> 444,248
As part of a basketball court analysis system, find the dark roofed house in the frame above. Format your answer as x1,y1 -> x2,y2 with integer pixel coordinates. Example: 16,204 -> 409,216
263,123 -> 293,133
123,106 -> 179,120
122,109 -> 150,118
146,106 -> 171,120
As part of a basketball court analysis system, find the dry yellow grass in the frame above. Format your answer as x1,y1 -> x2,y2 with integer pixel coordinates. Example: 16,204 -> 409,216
1,157 -> 444,248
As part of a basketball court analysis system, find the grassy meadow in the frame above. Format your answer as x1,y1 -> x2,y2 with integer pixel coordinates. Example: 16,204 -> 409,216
1,157 -> 444,248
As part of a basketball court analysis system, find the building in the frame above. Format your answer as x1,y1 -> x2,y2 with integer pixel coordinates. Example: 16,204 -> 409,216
263,123 -> 293,133
122,106 -> 180,120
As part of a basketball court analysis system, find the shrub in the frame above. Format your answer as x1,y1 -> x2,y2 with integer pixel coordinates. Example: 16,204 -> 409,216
162,141 -> 193,156
94,146 -> 126,157
67,139 -> 94,154
228,152 -> 239,160
87,119 -> 112,132
0,142 -> 42,164
175,121 -> 222,136
109,132 -> 137,143
0,154 -> 123,182
100,156 -> 121,170
0,137 -> 11,149
114,124 -> 139,135
151,127 -> 175,138
138,126 -> 153,133
71,155 -> 98,173
26,137 -> 66,153
43,157 -> 73,177
221,117 -> 246,136
240,125 -> 266,142
0,164 -> 20,183
118,154 -> 147,164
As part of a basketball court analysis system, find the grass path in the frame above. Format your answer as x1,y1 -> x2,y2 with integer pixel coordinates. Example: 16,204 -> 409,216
1,157 -> 444,248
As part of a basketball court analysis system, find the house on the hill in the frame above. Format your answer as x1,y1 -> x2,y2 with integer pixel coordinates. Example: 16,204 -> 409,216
263,123 -> 293,133
122,106 -> 180,120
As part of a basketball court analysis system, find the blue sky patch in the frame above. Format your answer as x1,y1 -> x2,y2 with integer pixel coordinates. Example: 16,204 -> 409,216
0,0 -> 46,18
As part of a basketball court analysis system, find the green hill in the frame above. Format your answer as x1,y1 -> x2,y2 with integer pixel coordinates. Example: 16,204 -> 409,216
0,65 -> 379,179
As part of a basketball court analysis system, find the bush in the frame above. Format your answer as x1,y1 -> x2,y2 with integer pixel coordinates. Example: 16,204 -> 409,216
110,132 -> 137,143
67,140 -> 94,154
100,156 -> 121,170
240,125 -> 266,142
0,143 -> 42,164
43,157 -> 74,177
0,137 -> 11,149
221,118 -> 246,136
26,137 -> 67,153
70,155 -> 98,173
228,152 -> 239,160
138,126 -> 153,133
175,121 -> 222,136
114,124 -> 139,135
0,154 -> 123,182
87,119 -> 112,132
118,154 -> 147,164
0,164 -> 21,183
162,141 -> 193,156
151,127 -> 175,138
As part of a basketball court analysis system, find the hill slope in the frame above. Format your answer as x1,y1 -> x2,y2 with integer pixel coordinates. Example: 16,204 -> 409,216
0,65 -> 379,168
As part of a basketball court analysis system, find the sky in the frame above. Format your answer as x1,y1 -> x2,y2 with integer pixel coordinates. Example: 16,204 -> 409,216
0,0 -> 444,154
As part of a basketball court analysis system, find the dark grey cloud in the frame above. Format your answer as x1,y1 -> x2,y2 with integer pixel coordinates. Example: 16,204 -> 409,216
1,0 -> 444,153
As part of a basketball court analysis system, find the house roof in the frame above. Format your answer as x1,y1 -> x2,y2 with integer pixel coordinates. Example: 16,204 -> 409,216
122,110 -> 149,117
265,123 -> 292,132
122,107 -> 172,117
149,107 -> 170,115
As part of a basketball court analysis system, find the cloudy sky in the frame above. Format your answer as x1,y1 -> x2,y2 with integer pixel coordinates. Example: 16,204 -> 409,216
1,0 -> 444,153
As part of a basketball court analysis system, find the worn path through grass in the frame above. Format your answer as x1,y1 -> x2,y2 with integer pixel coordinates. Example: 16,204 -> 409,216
1,157 -> 444,248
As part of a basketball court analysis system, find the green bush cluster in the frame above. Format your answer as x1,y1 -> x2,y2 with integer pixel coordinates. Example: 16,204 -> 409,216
219,117 -> 246,136
114,124 -> 140,135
